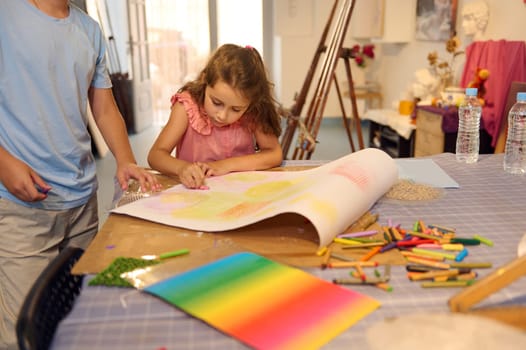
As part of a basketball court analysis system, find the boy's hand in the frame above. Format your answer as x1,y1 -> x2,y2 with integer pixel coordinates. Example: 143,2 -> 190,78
116,163 -> 162,193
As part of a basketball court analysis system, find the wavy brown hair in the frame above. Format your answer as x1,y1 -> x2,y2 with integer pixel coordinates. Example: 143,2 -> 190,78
179,44 -> 282,137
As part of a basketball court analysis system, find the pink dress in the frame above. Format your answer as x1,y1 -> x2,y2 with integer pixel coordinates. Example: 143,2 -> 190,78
171,92 -> 256,162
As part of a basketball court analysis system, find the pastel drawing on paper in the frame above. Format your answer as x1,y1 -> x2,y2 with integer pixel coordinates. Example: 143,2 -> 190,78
112,148 -> 398,247
143,252 -> 381,350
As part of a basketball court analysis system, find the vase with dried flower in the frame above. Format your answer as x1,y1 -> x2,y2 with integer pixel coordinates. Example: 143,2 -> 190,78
427,36 -> 464,94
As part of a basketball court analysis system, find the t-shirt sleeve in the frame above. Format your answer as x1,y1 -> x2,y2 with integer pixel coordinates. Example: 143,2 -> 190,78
91,26 -> 112,89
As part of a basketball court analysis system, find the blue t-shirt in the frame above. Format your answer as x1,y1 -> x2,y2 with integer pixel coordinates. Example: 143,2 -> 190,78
0,1 -> 112,209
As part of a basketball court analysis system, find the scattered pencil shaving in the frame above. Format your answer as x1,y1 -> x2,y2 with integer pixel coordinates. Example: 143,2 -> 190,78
384,180 -> 443,201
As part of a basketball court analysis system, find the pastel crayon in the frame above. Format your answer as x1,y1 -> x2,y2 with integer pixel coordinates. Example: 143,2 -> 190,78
473,234 -> 494,246
454,248 -> 469,262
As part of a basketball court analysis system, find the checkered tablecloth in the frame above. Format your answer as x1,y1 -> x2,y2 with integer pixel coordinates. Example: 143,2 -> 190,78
51,153 -> 526,350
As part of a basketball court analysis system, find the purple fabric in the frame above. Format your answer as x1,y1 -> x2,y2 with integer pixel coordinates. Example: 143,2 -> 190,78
416,105 -> 460,133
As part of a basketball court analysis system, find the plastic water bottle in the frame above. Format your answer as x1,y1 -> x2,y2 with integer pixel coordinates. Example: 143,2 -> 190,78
503,92 -> 526,175
456,87 -> 482,163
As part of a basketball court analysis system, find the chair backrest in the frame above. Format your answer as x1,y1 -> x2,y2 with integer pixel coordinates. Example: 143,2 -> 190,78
16,247 -> 85,350
494,81 -> 526,153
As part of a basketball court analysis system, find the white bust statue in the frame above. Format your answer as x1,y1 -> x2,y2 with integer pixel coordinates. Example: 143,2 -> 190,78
461,1 -> 489,41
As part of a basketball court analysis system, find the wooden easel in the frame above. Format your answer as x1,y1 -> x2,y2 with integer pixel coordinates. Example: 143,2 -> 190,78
280,0 -> 364,160
449,253 -> 526,330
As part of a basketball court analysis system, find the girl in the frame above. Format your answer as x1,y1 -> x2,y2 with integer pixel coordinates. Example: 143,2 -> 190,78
148,44 -> 283,189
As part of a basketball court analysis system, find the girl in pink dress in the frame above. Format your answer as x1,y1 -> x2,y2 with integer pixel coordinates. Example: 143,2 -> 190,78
148,44 -> 283,189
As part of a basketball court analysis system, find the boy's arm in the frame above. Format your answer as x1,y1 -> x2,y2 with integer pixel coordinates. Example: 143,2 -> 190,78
88,87 -> 159,192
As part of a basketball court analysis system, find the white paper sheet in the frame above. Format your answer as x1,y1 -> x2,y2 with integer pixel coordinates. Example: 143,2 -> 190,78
112,148 -> 398,247
395,158 -> 460,188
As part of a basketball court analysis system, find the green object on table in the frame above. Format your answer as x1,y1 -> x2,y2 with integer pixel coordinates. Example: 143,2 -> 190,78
89,249 -> 190,287
89,257 -> 160,288
450,238 -> 481,245
157,248 -> 190,260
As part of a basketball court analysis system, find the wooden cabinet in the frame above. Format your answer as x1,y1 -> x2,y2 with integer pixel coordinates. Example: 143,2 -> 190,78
414,106 -> 495,156
414,108 -> 456,157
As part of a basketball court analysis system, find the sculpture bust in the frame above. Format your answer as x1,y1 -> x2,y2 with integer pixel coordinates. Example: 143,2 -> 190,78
461,1 -> 490,41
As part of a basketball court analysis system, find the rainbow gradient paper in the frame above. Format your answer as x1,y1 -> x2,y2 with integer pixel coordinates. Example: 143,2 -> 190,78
144,252 -> 380,349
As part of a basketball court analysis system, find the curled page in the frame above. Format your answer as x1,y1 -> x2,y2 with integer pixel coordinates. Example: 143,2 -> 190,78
112,148 -> 398,247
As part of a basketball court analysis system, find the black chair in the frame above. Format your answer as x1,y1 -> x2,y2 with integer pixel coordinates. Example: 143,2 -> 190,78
16,247 -> 85,350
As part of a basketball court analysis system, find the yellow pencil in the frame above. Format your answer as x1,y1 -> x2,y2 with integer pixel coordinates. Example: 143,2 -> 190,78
441,243 -> 464,251
421,280 -> 475,288
406,256 -> 450,269
316,246 -> 328,256
321,247 -> 332,269
401,251 -> 445,262
449,262 -> 493,269
409,269 -> 459,281
406,231 -> 442,241
333,237 -> 361,245
412,247 -> 457,260
327,261 -> 379,268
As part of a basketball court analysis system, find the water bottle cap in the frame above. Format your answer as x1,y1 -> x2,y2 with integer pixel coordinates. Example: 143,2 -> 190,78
465,88 -> 478,96
517,92 -> 526,101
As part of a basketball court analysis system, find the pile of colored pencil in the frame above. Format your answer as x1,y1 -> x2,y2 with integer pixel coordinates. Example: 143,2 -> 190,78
321,218 -> 494,290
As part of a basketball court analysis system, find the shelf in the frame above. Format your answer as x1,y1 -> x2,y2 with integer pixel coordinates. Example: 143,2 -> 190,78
368,120 -> 414,158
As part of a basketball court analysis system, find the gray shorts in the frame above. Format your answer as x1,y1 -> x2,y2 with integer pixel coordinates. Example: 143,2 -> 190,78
0,194 -> 98,349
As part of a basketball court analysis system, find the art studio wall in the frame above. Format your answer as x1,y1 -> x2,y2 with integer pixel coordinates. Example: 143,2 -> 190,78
273,0 -> 526,117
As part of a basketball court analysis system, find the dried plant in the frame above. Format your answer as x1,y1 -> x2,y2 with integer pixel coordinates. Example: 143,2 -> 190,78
427,36 -> 464,89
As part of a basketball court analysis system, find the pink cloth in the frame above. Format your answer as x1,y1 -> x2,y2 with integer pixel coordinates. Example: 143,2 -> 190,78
460,40 -> 526,147
172,92 -> 256,162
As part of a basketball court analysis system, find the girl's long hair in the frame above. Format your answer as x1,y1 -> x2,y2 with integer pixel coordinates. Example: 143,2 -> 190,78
179,44 -> 282,137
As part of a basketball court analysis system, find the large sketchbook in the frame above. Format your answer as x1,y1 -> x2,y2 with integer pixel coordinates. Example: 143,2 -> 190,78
112,148 -> 398,247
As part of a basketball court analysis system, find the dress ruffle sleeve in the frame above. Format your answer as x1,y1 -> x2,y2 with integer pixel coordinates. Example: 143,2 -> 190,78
170,91 -> 212,135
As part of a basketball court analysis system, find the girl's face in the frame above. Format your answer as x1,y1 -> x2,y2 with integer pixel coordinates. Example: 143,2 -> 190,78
204,80 -> 250,127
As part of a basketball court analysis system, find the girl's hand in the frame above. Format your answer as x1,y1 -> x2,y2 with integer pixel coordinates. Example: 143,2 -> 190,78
179,162 -> 208,189
201,161 -> 230,178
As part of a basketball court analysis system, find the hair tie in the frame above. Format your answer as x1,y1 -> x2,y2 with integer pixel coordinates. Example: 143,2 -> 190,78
245,45 -> 253,50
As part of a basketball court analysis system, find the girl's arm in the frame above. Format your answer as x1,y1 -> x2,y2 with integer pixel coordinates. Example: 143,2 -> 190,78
147,103 -> 207,188
205,128 -> 283,176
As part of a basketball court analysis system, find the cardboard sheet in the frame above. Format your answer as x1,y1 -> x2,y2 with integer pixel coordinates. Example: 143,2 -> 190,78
73,149 -> 406,275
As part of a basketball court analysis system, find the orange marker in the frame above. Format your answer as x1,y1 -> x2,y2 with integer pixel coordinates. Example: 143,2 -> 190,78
360,246 -> 382,262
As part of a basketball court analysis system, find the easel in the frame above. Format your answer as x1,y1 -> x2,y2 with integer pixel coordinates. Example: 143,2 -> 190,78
449,253 -> 526,330
280,0 -> 364,160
